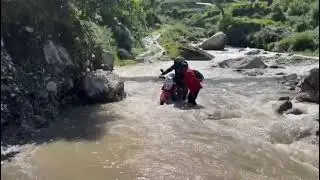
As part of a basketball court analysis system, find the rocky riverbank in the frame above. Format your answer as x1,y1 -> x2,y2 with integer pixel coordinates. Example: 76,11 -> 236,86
1,37 -> 125,146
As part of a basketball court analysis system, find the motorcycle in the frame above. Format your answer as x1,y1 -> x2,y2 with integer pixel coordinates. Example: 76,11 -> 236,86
159,69 -> 188,105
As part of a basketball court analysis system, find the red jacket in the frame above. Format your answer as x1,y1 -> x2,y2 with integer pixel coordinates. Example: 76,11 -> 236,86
183,68 -> 203,96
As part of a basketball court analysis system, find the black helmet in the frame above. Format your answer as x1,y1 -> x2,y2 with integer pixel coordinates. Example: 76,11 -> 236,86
180,60 -> 188,69
173,57 -> 188,67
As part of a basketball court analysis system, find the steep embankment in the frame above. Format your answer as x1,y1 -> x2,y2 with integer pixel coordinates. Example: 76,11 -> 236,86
1,0 -> 159,145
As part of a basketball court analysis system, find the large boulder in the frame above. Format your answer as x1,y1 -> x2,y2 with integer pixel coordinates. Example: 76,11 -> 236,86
245,49 -> 260,55
83,70 -> 125,103
218,56 -> 268,69
179,45 -> 214,60
117,48 -> 133,60
276,100 -> 293,114
296,68 -> 319,103
200,32 -> 227,50
93,51 -> 114,71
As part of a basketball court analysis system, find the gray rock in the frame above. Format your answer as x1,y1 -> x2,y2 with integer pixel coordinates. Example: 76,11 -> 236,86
33,115 -> 49,128
93,51 -> 114,71
245,49 -> 260,55
279,96 -> 290,100
46,81 -> 57,95
179,45 -> 214,60
83,70 -> 125,103
296,68 -> 319,104
288,86 -> 295,90
275,72 -> 286,75
281,73 -> 299,86
284,108 -> 304,115
295,92 -> 315,103
218,56 -> 268,69
268,65 -> 285,69
43,40 -> 73,66
243,69 -> 264,76
118,48 -> 133,60
200,32 -> 227,50
277,100 -> 292,114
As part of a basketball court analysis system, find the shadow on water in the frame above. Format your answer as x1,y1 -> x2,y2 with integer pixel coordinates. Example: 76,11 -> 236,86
2,104 -> 121,147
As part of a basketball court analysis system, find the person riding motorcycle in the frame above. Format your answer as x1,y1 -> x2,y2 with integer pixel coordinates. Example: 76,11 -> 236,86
181,65 -> 203,106
160,57 -> 188,100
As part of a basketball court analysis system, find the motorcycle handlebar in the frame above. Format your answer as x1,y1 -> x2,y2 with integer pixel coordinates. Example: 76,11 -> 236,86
159,75 -> 165,79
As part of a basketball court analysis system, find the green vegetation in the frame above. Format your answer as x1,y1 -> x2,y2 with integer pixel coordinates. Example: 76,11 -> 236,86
1,0 -> 160,68
157,0 -> 320,57
158,24 -> 206,58
273,31 -> 317,52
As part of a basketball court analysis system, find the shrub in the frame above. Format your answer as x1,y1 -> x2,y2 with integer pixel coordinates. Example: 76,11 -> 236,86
270,6 -> 286,21
250,27 -> 286,49
159,24 -> 188,58
159,24 -> 206,58
295,21 -> 310,32
231,2 -> 271,17
287,0 -> 311,16
274,31 -> 316,52
310,1 -> 319,27
218,16 -> 275,47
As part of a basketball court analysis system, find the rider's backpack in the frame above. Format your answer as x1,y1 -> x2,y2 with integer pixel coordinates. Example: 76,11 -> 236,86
194,70 -> 204,82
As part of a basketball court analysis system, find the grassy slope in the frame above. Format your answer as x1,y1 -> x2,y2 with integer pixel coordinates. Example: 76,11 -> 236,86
157,0 -> 319,57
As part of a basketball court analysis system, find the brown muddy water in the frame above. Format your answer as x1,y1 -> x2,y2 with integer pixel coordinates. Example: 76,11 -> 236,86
1,48 -> 319,180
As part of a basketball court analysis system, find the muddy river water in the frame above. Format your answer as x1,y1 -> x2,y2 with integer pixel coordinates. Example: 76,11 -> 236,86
1,48 -> 319,180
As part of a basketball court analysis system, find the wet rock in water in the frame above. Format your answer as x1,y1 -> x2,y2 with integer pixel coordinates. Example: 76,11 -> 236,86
218,56 -> 268,69
281,73 -> 299,86
277,100 -> 293,114
243,69 -> 264,76
288,86 -> 295,90
1,151 -> 20,161
268,65 -> 285,69
233,69 -> 244,72
296,68 -> 319,104
117,48 -> 133,60
83,70 -> 125,103
275,72 -> 286,75
245,49 -> 260,55
279,96 -> 290,100
284,108 -> 304,115
179,45 -> 214,60
200,32 -> 227,50
295,93 -> 315,103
